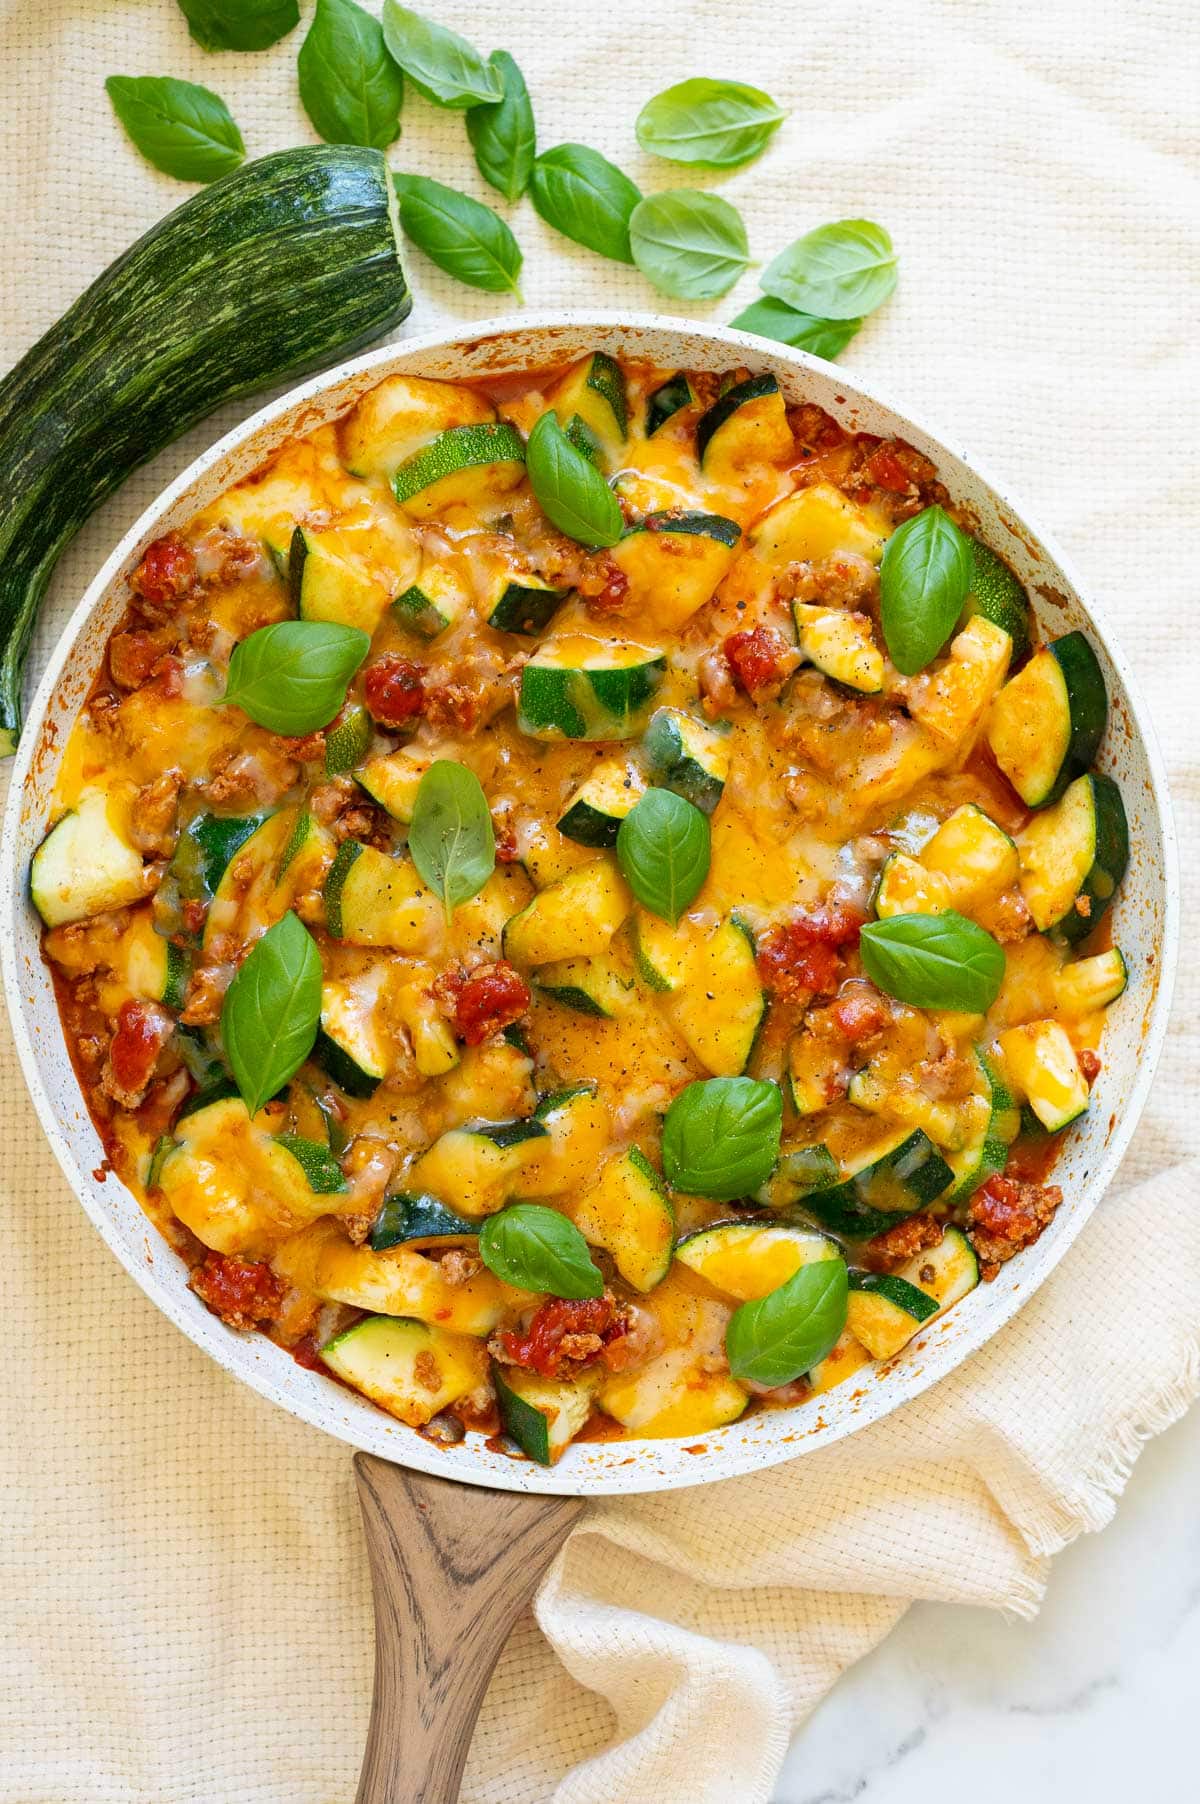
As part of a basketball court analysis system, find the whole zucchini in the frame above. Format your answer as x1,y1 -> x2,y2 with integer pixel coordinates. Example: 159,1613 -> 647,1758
0,144 -> 410,755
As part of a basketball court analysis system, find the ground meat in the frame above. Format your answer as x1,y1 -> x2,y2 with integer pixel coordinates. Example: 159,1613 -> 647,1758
193,527 -> 262,589
493,1292 -> 624,1379
363,654 -> 426,728
99,999 -> 174,1109
275,730 -> 327,766
724,625 -> 795,696
306,776 -> 390,849
860,1213 -> 944,1274
128,769 -> 184,857
434,961 -> 530,1046
179,965 -> 229,1026
967,1174 -> 1062,1280
756,901 -> 865,1002
860,438 -> 938,498
584,555 -> 630,615
189,1252 -> 285,1330
788,403 -> 847,458
423,645 -> 520,734
203,734 -> 302,809
144,654 -> 184,700
436,1248 -> 485,1285
109,626 -> 178,690
775,552 -> 878,612
1077,1048 -> 1102,1083
984,887 -> 1035,944
698,646 -> 739,717
130,533 -> 197,616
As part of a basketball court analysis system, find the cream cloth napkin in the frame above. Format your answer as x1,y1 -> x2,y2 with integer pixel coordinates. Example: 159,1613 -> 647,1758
1,1 -> 1197,1799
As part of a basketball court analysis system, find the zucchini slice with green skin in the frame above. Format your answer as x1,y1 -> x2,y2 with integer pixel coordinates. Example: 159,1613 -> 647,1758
517,1086 -> 612,1196
750,481 -> 887,568
391,564 -> 472,639
755,1143 -> 841,1209
574,1147 -> 674,1291
357,747 -> 433,823
517,635 -> 667,740
645,372 -> 695,436
392,422 -> 526,519
920,805 -> 1019,910
290,525 -> 394,635
494,1365 -> 600,1465
642,707 -> 729,815
695,372 -> 791,476
1015,773 -> 1128,940
502,857 -> 631,965
676,1221 -> 838,1300
598,1295 -> 749,1437
556,759 -> 645,847
122,912 -> 190,1011
320,1316 -> 488,1428
986,632 -> 1107,807
483,569 -> 570,636
0,146 -> 411,756
407,1118 -> 549,1217
274,1218 -> 509,1334
323,702 -> 373,776
341,374 -> 495,481
666,915 -> 764,1078
609,512 -> 741,633
897,1225 -> 979,1310
547,352 -> 628,455
631,908 -> 692,992
323,840 -> 440,949
997,1020 -> 1090,1131
31,791 -> 148,927
803,1130 -> 954,1240
1051,948 -> 1128,1015
962,539 -> 1034,664
159,1095 -> 343,1258
872,852 -> 952,920
369,1192 -> 479,1250
536,954 -> 635,1017
312,977 -> 390,1098
785,1029 -> 847,1114
276,809 -> 335,898
846,1068 -> 973,1153
846,1271 -> 940,1359
201,809 -> 294,954
792,603 -> 883,693
945,1049 -> 1020,1201
391,978 -> 460,1078
166,810 -> 270,935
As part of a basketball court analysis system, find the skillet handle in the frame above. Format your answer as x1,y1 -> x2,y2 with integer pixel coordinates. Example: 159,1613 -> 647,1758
353,1452 -> 585,1804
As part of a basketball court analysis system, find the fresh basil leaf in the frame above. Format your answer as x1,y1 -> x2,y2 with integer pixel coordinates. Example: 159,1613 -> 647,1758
635,77 -> 784,169
530,143 -> 642,263
298,0 -> 404,149
392,173 -> 522,295
176,0 -> 299,52
617,788 -> 710,923
466,50 -> 535,202
880,504 -> 974,674
408,759 -> 496,920
729,297 -> 862,360
662,1077 -> 783,1201
221,620 -> 369,734
221,912 -> 322,1117
479,1203 -> 603,1299
105,75 -> 245,182
525,412 -> 623,549
859,911 -> 1006,1012
380,3 -> 502,107
726,1258 -> 848,1386
629,189 -> 751,301
761,219 -> 897,322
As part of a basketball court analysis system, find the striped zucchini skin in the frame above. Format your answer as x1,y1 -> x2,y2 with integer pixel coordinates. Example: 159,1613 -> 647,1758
0,146 -> 410,754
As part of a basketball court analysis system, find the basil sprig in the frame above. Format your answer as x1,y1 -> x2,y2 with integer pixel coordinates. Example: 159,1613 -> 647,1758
730,298 -> 862,362
176,0 -> 298,53
298,0 -> 404,149
466,50 -> 536,202
635,78 -> 784,170
525,412 -> 623,548
380,3 -> 502,107
530,143 -> 642,263
408,759 -> 496,921
859,912 -> 1006,1012
761,219 -> 897,322
726,1258 -> 848,1386
105,76 -> 244,183
221,912 -> 322,1116
880,505 -> 974,674
221,620 -> 369,734
479,1204 -> 603,1299
662,1077 -> 783,1201
629,190 -> 751,301
393,174 -> 522,295
617,788 -> 710,923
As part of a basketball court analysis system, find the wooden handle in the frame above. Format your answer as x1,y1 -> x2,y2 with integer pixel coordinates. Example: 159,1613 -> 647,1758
353,1452 -> 585,1804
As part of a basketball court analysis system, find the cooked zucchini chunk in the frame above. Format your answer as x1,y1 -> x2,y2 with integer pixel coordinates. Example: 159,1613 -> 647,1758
341,373 -> 496,480
495,1365 -> 600,1465
536,953 -> 635,1017
986,632 -> 1107,807
573,1148 -> 674,1291
31,791 -> 147,927
632,907 -> 692,992
809,1328 -> 873,1394
503,857 -> 631,965
663,916 -> 765,1077
846,1272 -> 939,1360
675,1221 -> 837,1300
548,352 -> 629,457
645,372 -> 695,436
408,1118 -> 549,1217
755,1143 -> 840,1208
392,563 -> 472,639
517,635 -> 667,740
320,1316 -> 487,1428
846,1067 -> 970,1151
323,840 -> 440,950
944,1049 -> 1020,1200
786,1026 -> 847,1113
802,1130 -> 954,1239
312,977 -> 390,1098
872,852 -> 952,920
1050,948 -> 1128,1015
792,603 -> 883,693
323,703 -> 372,776
392,422 -> 526,519
518,1086 -> 612,1196
121,912 -> 190,1010
556,759 -> 645,847
356,747 -> 433,823
202,808 -> 295,953
275,1219 -> 508,1334
370,1191 -> 479,1250
483,566 -> 570,635
642,708 -> 729,814
898,1224 -> 979,1310
905,614 -> 1012,749
962,539 -> 1033,664
609,512 -> 741,632
598,1288 -> 748,1436
921,805 -> 1019,910
1015,773 -> 1128,940
997,1020 -> 1090,1131
290,524 -> 395,635
696,373 -> 792,478
750,482 -> 887,568
391,977 -> 460,1078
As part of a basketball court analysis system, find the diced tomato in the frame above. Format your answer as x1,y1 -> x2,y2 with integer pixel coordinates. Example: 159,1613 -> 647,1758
437,961 -> 530,1046
757,902 -> 865,1001
132,533 -> 197,610
189,1253 -> 285,1330
363,654 -> 427,727
499,1295 -> 618,1379
829,987 -> 890,1042
863,445 -> 912,493
108,999 -> 172,1098
587,557 -> 630,614
725,625 -> 789,695
968,1174 -> 1062,1279
147,654 -> 184,698
1077,1048 -> 1102,1083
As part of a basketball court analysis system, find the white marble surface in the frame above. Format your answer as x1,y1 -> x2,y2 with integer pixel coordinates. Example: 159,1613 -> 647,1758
774,1396 -> 1200,1801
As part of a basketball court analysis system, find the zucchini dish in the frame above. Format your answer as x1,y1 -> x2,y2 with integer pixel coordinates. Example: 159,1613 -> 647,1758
31,351 -> 1130,1465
